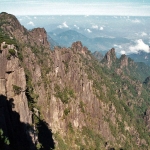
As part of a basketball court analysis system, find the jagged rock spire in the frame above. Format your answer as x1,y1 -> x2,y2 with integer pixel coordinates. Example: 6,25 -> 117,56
120,54 -> 128,68
71,41 -> 88,55
102,48 -> 116,68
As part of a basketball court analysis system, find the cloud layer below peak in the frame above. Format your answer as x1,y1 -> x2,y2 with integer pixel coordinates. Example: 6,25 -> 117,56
129,39 -> 149,53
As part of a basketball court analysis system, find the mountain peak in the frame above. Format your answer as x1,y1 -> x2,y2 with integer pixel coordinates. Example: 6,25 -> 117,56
120,54 -> 128,68
29,28 -> 50,49
71,41 -> 88,55
0,12 -> 50,49
102,48 -> 116,67
72,41 -> 83,50
0,12 -> 23,31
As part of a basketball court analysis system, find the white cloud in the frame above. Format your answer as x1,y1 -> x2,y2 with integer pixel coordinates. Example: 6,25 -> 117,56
57,22 -> 69,28
25,16 -> 31,20
131,19 -> 141,23
100,27 -> 104,30
63,22 -> 68,28
129,39 -> 150,53
120,50 -> 126,55
57,25 -> 62,29
27,21 -> 34,26
74,25 -> 79,29
114,44 -> 122,49
145,56 -> 148,59
141,32 -> 147,36
86,29 -> 92,33
34,16 -> 37,19
92,25 -> 98,29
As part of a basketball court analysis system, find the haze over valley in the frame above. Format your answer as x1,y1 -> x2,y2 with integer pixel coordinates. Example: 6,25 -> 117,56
17,15 -> 150,57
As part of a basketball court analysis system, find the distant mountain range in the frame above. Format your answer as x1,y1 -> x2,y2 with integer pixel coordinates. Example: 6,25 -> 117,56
48,30 -> 88,48
47,35 -> 59,49
48,30 -> 130,53
128,50 -> 150,66
48,29 -> 150,66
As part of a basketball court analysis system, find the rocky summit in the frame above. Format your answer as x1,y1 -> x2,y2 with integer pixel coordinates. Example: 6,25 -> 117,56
1,12 -> 150,150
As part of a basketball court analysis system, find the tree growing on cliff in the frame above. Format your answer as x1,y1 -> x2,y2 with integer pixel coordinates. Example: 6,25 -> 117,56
0,129 -> 10,149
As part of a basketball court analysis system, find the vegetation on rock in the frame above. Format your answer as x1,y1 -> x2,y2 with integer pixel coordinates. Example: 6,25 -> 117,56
0,129 -> 10,148
1,12 -> 150,150
12,84 -> 22,95
8,49 -> 16,56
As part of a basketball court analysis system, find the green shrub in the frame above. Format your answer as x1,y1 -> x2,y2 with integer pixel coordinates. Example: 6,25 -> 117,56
82,126 -> 102,149
62,60 -> 69,73
12,84 -> 22,95
68,122 -> 74,133
54,133 -> 68,150
33,114 -> 39,124
79,101 -> 85,113
3,45 -> 7,49
55,85 -> 75,104
0,29 -> 17,46
0,129 -> 10,146
8,49 -> 16,56
64,108 -> 70,116
6,54 -> 11,60
18,51 -> 23,61
36,142 -> 43,150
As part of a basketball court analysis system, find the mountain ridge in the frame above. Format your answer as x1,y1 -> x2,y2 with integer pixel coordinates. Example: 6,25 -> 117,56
1,12 -> 150,150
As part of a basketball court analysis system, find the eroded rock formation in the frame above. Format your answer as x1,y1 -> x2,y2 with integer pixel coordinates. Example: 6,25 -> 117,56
1,12 -> 150,150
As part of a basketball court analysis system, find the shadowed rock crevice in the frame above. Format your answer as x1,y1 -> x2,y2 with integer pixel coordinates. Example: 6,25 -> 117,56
0,95 -> 35,150
37,119 -> 55,150
0,95 -> 55,150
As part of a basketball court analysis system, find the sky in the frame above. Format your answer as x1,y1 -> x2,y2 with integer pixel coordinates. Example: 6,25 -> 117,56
0,0 -> 150,16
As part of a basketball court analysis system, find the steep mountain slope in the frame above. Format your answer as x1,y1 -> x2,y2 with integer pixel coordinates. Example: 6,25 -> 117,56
1,12 -> 150,150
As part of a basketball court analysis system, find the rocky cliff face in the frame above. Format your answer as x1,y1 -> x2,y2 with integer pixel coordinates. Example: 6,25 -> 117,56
1,12 -> 150,150
29,28 -> 50,49
102,48 -> 129,69
0,42 -> 35,149
120,54 -> 128,68
0,41 -> 32,122
0,13 -> 49,150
